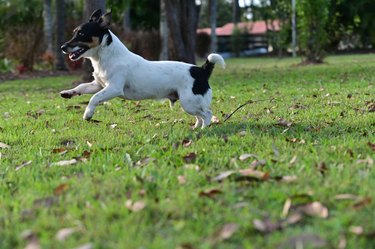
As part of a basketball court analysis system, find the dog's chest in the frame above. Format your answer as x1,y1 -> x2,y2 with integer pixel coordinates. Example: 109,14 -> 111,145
93,72 -> 108,88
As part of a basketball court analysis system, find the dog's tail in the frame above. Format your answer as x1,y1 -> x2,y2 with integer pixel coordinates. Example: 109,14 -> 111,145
201,53 -> 226,79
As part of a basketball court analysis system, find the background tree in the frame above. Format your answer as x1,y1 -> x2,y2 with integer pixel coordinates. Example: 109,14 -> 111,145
209,0 -> 217,52
165,0 -> 199,63
43,0 -> 53,54
159,0 -> 169,60
297,0 -> 329,63
199,0 -> 231,28
55,0 -> 67,70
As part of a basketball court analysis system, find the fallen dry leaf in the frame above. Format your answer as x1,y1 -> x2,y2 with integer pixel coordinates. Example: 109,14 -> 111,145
253,218 -> 280,233
15,160 -> 32,171
297,202 -> 328,218
316,162 -> 328,175
54,183 -> 69,196
135,157 -> 154,167
52,147 -> 68,155
368,142 -> 375,152
22,230 -> 40,249
249,159 -> 267,168
238,168 -> 269,180
199,188 -> 222,198
367,101 -> 375,112
109,123 -> 118,129
213,170 -> 235,181
211,115 -> 220,124
73,243 -> 93,249
350,226 -> 364,235
352,197 -> 371,209
55,227 -> 76,241
278,233 -> 327,249
183,164 -> 200,171
209,223 -> 238,243
276,175 -> 298,183
50,159 -> 78,166
276,118 -> 293,127
286,138 -> 306,144
289,155 -> 297,165
239,153 -> 257,161
356,156 -> 374,166
178,175 -> 187,185
334,194 -> 359,200
0,142 -> 10,149
33,196 -> 58,208
125,200 -> 146,212
182,139 -> 193,148
282,198 -> 292,217
183,152 -> 197,163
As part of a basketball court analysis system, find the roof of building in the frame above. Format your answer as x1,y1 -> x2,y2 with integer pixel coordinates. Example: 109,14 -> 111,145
198,20 -> 280,36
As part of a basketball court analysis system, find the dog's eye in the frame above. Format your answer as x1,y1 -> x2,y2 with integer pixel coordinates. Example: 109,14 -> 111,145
77,32 -> 84,37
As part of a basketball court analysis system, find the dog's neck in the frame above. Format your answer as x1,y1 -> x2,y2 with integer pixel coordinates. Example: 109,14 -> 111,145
86,30 -> 130,63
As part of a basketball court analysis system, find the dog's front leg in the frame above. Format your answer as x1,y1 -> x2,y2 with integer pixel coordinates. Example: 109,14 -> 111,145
60,81 -> 102,99
83,85 -> 122,120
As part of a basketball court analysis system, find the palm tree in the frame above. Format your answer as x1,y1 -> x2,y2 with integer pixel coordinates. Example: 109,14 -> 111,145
209,0 -> 218,52
159,0 -> 169,60
43,0 -> 53,53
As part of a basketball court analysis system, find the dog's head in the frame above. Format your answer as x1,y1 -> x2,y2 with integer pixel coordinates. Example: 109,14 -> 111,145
61,9 -> 112,61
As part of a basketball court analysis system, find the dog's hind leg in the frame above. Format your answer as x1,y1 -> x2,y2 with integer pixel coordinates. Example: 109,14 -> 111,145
200,109 -> 212,129
193,116 -> 203,129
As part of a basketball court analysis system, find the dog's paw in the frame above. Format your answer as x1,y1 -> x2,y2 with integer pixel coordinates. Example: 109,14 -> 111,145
60,90 -> 74,99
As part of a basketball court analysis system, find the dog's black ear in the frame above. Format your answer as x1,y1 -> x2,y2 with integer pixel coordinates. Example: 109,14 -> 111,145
99,10 -> 112,28
89,9 -> 102,22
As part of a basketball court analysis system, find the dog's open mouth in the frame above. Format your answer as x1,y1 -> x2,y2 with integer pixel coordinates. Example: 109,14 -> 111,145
68,47 -> 88,61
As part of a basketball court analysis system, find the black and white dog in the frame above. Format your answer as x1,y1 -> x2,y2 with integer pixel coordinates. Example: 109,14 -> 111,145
60,9 -> 225,129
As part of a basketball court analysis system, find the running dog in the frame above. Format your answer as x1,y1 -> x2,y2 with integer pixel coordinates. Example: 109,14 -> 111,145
60,9 -> 225,129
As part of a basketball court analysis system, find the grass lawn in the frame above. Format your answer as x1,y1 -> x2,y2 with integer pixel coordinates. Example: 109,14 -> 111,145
0,54 -> 374,249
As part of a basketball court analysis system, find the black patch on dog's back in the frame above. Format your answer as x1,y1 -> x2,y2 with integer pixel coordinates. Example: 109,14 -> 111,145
190,60 -> 215,95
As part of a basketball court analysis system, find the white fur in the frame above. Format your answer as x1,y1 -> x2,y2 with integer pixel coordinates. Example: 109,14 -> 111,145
60,31 -> 224,129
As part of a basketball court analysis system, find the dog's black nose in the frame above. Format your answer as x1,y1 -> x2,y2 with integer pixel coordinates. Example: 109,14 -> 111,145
61,44 -> 68,53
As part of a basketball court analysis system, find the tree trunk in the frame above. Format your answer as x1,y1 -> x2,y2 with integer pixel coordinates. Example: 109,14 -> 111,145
159,0 -> 169,60
55,0 -> 67,70
209,0 -> 217,52
123,8 -> 131,33
43,0 -> 53,53
232,0 -> 240,25
165,0 -> 199,64
82,0 -> 106,81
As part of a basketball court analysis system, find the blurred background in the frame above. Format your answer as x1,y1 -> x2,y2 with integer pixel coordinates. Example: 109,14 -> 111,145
0,0 -> 374,78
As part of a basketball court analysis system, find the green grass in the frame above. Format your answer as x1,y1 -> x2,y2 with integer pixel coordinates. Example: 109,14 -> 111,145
0,54 -> 374,249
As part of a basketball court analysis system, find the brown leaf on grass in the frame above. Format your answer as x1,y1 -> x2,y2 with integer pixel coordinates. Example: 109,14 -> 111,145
316,162 -> 328,175
338,234 -> 347,249
60,139 -> 75,147
22,230 -> 41,249
86,141 -> 93,147
33,196 -> 58,208
15,160 -> 32,171
352,197 -> 372,209
213,170 -> 235,181
52,147 -> 68,155
297,202 -> 328,218
276,118 -> 293,127
368,142 -> 375,152
249,159 -> 267,168
73,243 -> 93,249
27,109 -> 45,119
183,152 -> 197,163
135,157 -> 154,167
367,101 -> 375,112
286,138 -> 306,144
277,233 -> 327,249
211,115 -> 220,124
289,103 -> 307,110
356,156 -> 374,166
239,153 -> 258,161
209,223 -> 238,243
238,168 -> 269,180
55,227 -> 76,241
253,213 -> 303,234
178,175 -> 187,185
81,150 -> 91,159
282,198 -> 292,217
273,175 -> 298,183
176,243 -> 196,249
334,194 -> 359,200
182,139 -> 193,148
50,159 -> 78,166
289,155 -> 297,165
349,226 -> 364,235
199,188 -> 222,198
53,183 -> 69,196
0,142 -> 10,149
125,200 -> 146,212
